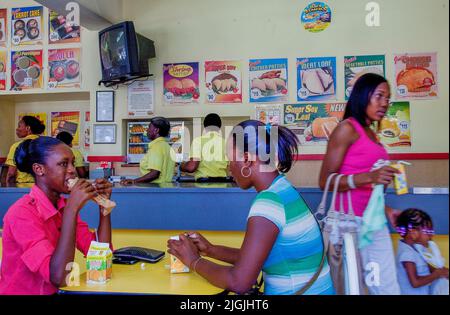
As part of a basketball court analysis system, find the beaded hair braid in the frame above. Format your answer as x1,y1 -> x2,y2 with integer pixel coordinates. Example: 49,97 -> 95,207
396,208 -> 434,237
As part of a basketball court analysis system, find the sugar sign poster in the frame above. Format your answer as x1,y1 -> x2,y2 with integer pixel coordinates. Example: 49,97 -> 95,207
11,6 -> 44,46
297,57 -> 336,101
249,58 -> 288,103
394,53 -> 438,99
284,102 -> 346,146
205,61 -> 242,103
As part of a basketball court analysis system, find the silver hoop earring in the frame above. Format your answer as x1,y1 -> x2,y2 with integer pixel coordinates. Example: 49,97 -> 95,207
241,166 -> 252,178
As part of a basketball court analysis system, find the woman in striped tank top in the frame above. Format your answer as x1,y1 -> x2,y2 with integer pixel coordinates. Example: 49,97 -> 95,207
168,120 -> 334,295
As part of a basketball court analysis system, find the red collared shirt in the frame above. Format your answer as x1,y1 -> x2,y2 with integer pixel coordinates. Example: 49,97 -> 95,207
0,185 -> 96,295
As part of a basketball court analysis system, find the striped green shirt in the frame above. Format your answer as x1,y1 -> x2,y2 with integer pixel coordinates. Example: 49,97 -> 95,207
248,175 -> 335,295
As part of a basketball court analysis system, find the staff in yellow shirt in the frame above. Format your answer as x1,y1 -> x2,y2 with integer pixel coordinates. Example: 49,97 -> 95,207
121,117 -> 175,185
56,131 -> 88,178
181,113 -> 229,182
5,116 -> 45,185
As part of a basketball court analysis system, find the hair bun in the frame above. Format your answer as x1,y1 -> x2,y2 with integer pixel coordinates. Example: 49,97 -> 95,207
14,139 -> 33,173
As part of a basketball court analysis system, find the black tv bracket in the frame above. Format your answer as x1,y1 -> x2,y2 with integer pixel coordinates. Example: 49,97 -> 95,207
98,74 -> 153,88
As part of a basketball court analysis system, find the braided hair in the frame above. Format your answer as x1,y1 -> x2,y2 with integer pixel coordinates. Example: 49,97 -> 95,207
396,208 -> 434,237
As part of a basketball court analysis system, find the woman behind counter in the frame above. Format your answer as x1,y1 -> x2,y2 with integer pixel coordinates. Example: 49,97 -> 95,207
168,120 -> 334,295
121,117 -> 175,185
5,116 -> 45,185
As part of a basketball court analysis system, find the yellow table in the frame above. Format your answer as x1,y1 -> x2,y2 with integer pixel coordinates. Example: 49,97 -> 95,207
0,230 -> 448,295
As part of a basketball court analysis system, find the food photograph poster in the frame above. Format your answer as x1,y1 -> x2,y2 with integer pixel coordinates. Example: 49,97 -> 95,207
297,56 -> 336,101
11,50 -> 43,91
377,101 -> 411,147
18,112 -> 47,136
51,111 -> 81,147
163,62 -> 200,104
0,50 -> 6,90
48,48 -> 81,89
284,102 -> 346,146
344,55 -> 385,100
249,58 -> 288,103
49,10 -> 81,44
0,9 -> 7,47
255,104 -> 283,125
394,52 -> 438,99
11,6 -> 44,46
205,60 -> 242,104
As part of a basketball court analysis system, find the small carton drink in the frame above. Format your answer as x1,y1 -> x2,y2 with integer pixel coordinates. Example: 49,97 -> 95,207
392,163 -> 408,195
86,241 -> 112,284
170,236 -> 190,273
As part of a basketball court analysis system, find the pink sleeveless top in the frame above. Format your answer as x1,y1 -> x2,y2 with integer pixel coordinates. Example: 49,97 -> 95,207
337,118 -> 389,217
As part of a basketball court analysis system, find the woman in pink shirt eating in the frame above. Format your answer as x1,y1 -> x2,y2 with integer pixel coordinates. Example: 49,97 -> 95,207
0,136 -> 112,295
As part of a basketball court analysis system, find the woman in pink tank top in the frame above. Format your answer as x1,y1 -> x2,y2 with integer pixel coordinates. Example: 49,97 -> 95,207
319,73 -> 401,295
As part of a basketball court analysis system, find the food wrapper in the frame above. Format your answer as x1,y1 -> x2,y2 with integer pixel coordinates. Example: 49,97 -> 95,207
170,236 -> 190,273
391,163 -> 408,195
67,178 -> 116,216
86,241 -> 112,284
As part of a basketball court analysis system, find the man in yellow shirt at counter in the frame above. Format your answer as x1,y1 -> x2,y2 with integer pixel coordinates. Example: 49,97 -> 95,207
56,131 -> 88,178
5,116 -> 45,185
181,113 -> 229,182
122,117 -> 175,185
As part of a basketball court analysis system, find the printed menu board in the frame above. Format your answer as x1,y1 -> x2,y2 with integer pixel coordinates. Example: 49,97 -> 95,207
249,58 -> 288,103
0,9 -> 7,47
344,55 -> 385,100
255,104 -> 283,125
49,9 -> 81,44
284,102 -> 346,146
205,61 -> 242,103
11,50 -> 43,91
394,52 -> 438,99
48,48 -> 81,89
51,111 -> 81,147
0,50 -> 6,90
163,62 -> 200,104
11,6 -> 44,46
297,57 -> 336,101
377,102 -> 411,147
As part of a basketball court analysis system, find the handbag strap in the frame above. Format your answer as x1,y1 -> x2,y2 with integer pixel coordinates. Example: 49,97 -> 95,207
316,173 -> 338,219
295,211 -> 327,295
330,174 -> 345,213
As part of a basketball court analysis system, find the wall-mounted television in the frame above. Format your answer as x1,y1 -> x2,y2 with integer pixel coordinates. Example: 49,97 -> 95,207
99,21 -> 155,86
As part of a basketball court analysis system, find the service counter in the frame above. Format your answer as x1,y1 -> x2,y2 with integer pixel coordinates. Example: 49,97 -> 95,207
0,183 -> 448,234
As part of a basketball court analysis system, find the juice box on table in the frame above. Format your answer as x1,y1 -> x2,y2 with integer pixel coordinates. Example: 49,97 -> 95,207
86,241 -> 112,284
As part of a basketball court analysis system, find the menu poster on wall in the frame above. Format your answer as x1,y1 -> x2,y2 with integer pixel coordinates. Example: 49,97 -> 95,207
344,55 -> 385,100
0,50 -> 6,90
301,2 -> 332,33
11,50 -> 43,91
284,102 -> 346,146
205,61 -> 242,103
127,80 -> 155,116
48,48 -> 81,89
51,111 -> 81,147
18,112 -> 47,136
255,104 -> 283,125
49,10 -> 81,44
84,111 -> 90,149
394,53 -> 438,99
297,57 -> 336,101
163,62 -> 200,104
377,102 -> 411,147
249,59 -> 288,103
0,9 -> 7,47
11,6 -> 44,46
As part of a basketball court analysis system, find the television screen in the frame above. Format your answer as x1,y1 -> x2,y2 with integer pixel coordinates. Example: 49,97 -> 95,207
99,21 -> 155,84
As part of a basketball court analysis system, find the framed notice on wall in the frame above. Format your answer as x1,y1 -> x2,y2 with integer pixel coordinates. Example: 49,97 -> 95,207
96,91 -> 115,122
93,124 -> 116,144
